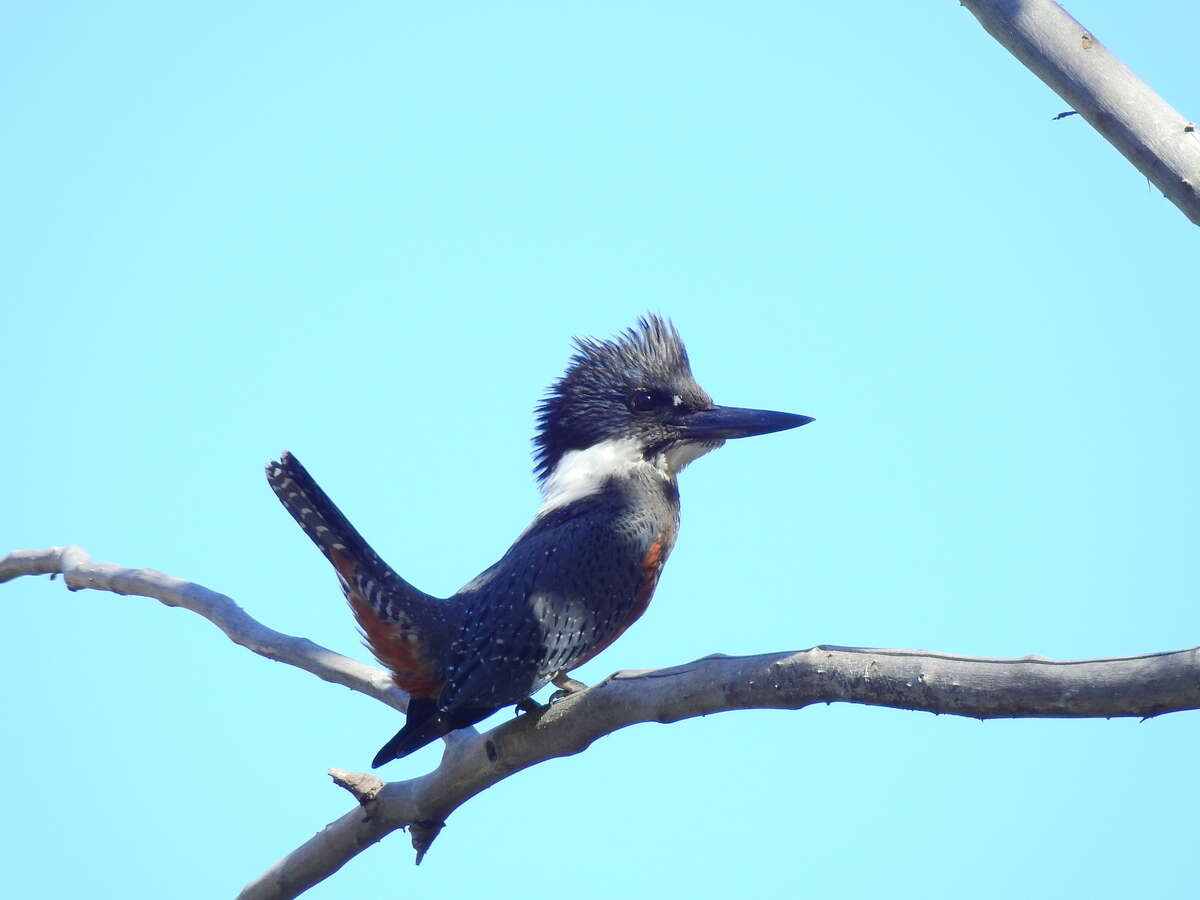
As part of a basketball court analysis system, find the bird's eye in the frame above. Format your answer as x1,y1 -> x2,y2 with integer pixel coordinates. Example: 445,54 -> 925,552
629,389 -> 668,412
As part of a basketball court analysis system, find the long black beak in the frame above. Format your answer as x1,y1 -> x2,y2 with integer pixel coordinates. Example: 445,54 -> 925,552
679,405 -> 814,441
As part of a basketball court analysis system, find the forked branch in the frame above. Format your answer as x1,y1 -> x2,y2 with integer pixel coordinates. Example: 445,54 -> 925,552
4,547 -> 1197,899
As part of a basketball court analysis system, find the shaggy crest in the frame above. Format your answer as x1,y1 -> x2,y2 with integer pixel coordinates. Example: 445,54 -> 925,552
533,315 -> 706,481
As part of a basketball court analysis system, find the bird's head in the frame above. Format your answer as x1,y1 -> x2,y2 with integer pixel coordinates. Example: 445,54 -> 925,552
534,315 -> 812,491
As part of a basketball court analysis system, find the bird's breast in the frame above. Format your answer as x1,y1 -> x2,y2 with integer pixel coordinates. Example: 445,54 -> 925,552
562,525 -> 674,671
440,477 -> 680,708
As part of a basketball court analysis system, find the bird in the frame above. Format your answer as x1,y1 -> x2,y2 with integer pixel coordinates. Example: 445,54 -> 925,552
266,315 -> 811,767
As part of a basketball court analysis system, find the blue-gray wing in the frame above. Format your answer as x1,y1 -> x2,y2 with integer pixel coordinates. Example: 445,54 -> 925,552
440,494 -> 667,711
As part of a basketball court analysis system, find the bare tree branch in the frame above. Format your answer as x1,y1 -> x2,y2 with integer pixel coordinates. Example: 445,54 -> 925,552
960,0 -> 1200,226
0,546 -> 409,713
6,547 -> 1198,898
237,644 -> 1200,898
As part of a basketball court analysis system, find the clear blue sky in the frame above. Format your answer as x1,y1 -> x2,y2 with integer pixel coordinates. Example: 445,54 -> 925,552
2,2 -> 1196,897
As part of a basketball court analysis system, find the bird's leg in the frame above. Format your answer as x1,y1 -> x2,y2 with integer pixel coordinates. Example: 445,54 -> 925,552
553,672 -> 588,692
549,671 -> 589,703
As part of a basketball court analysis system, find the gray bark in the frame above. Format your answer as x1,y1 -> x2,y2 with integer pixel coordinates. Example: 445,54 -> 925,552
960,0 -> 1200,225
0,546 -> 410,713
4,546 -> 1198,898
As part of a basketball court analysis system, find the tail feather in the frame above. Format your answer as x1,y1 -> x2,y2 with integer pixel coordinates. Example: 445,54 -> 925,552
372,701 -> 498,767
266,451 -> 403,589
372,700 -> 444,767
267,451 -> 457,702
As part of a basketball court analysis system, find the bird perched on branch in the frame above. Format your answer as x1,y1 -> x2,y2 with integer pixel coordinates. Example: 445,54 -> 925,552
267,315 -> 811,767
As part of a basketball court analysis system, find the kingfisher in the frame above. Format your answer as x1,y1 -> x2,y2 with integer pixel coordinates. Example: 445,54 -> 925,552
267,315 -> 811,767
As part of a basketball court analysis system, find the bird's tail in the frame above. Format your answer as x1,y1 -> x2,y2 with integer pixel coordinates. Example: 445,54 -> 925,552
372,701 -> 497,767
266,450 -> 395,586
267,452 -> 456,702
372,700 -> 447,766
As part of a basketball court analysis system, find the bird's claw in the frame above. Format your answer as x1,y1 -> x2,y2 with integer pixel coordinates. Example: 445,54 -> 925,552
514,697 -> 543,716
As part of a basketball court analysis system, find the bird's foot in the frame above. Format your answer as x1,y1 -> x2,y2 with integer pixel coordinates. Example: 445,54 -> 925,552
514,697 -> 543,716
